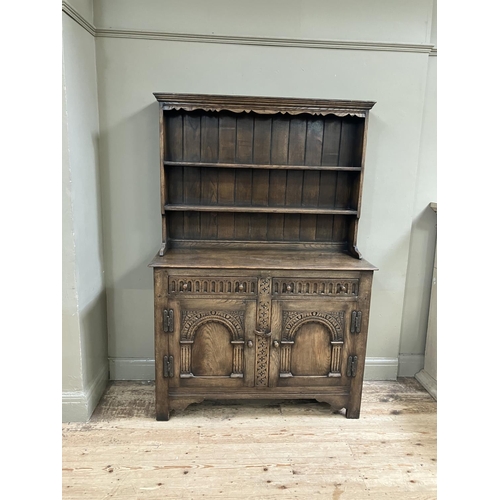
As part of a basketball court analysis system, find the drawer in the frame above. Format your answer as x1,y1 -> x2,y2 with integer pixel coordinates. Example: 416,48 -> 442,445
168,276 -> 258,296
272,278 -> 359,297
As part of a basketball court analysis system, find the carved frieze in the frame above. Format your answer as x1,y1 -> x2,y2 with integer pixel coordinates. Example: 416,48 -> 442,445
169,277 -> 257,295
272,279 -> 359,296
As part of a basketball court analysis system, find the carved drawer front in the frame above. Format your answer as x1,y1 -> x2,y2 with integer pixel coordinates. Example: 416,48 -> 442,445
272,278 -> 359,297
168,277 -> 258,296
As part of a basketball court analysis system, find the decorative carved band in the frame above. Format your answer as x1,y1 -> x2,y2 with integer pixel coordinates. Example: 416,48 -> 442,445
273,279 -> 359,296
255,335 -> 270,386
257,278 -> 271,332
282,311 -> 345,341
257,303 -> 270,331
259,277 -> 271,294
255,278 -> 272,387
181,310 -> 245,340
169,277 -> 257,295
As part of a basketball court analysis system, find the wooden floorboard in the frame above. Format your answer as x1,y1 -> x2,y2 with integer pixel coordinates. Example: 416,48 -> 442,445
62,378 -> 436,499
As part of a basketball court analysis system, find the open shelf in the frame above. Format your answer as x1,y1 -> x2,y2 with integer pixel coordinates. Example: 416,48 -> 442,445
164,160 -> 362,171
158,102 -> 369,251
164,204 -> 358,215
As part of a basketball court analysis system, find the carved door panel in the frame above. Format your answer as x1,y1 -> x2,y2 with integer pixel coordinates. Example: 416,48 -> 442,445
269,300 -> 355,388
168,298 -> 256,389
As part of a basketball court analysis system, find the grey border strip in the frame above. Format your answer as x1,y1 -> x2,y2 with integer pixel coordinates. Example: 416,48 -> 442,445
62,2 -> 435,55
108,357 -> 400,381
415,369 -> 437,400
95,28 -> 434,54
109,358 -> 155,381
62,1 -> 96,36
364,357 -> 399,381
398,354 -> 425,377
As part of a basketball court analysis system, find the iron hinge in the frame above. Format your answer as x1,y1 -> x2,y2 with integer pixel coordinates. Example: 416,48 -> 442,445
350,311 -> 362,334
163,309 -> 174,333
347,355 -> 358,377
163,355 -> 174,378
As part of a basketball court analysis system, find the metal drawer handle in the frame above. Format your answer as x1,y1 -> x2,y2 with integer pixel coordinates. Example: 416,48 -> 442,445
255,329 -> 271,337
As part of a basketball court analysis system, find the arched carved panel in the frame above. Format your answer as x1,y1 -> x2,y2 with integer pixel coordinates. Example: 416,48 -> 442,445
180,310 -> 245,378
181,310 -> 244,341
280,311 -> 345,378
282,311 -> 345,341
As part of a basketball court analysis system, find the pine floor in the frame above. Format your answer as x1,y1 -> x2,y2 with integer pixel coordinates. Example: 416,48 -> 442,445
62,378 -> 437,499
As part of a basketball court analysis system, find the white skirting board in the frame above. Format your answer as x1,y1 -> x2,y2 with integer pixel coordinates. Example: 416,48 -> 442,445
62,365 -> 108,422
109,358 -> 155,381
108,357 -> 400,382
63,357 -> 401,422
397,354 -> 425,377
415,369 -> 437,400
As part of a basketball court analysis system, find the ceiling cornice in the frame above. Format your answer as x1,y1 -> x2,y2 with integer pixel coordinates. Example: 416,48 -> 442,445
62,2 -> 436,56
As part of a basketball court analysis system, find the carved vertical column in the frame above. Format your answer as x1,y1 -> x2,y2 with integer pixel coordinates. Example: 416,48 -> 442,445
180,340 -> 193,378
255,278 -> 271,387
329,341 -> 343,377
279,340 -> 293,377
230,340 -> 244,378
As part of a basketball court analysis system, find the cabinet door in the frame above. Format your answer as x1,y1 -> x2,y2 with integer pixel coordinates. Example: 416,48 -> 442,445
269,299 -> 355,388
167,298 -> 256,389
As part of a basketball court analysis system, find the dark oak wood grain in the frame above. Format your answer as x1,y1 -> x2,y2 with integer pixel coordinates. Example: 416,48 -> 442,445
152,93 -> 376,420
200,114 -> 219,236
165,204 -> 357,215
150,248 -> 377,270
191,323 -> 233,377
164,160 -> 361,171
290,323 -> 331,376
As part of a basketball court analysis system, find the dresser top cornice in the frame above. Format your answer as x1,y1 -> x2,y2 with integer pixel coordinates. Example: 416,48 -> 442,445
153,92 -> 376,117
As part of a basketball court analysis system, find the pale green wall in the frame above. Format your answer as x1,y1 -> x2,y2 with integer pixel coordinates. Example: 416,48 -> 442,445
62,9 -> 108,422
94,0 -> 432,44
399,0 -> 437,375
61,1 -> 437,396
62,61 -> 83,395
91,0 -> 436,380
